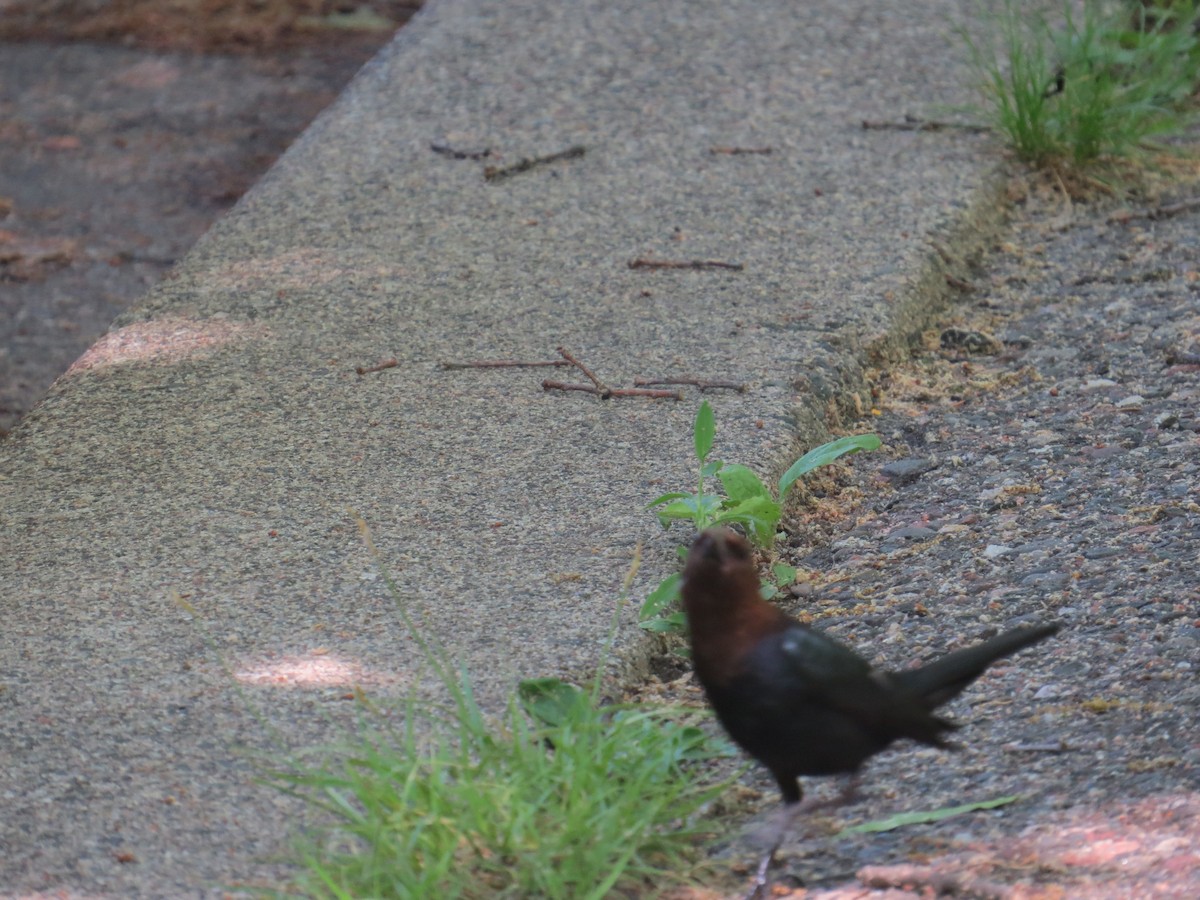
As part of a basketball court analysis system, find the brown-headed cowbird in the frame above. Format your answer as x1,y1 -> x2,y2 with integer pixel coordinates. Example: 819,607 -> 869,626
683,527 -> 1058,893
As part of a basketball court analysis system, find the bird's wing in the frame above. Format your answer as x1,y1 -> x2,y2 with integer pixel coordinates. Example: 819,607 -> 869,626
766,625 -> 951,743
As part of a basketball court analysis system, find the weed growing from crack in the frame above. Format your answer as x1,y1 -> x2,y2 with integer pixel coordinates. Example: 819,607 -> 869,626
640,401 -> 880,635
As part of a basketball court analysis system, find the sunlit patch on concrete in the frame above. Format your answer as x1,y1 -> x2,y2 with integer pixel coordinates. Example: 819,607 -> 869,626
65,315 -> 266,374
234,650 -> 407,688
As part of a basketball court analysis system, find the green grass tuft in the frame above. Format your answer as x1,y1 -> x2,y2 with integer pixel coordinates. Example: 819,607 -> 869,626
964,0 -> 1200,168
260,526 -> 734,899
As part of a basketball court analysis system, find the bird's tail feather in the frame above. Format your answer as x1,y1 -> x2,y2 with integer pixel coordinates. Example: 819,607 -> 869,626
895,623 -> 1059,709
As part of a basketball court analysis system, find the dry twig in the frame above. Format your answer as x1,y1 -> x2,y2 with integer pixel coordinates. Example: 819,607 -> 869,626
439,359 -> 570,370
1109,195 -> 1200,224
862,116 -> 989,133
542,380 -> 682,400
633,377 -> 746,393
709,146 -> 773,155
483,145 -> 586,182
628,258 -> 744,271
356,358 -> 398,375
442,346 -> 727,402
556,346 -> 610,394
430,143 -> 492,160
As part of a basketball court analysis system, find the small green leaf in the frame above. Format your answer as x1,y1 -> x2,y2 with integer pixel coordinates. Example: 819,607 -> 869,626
717,463 -> 770,503
645,491 -> 690,510
759,582 -> 778,600
694,401 -> 715,463
713,495 -> 782,547
638,574 -> 682,622
640,611 -> 687,633
779,433 -> 882,499
518,678 -> 590,728
699,459 -> 724,478
676,725 -> 740,760
772,563 -> 798,587
837,795 -> 1020,836
654,494 -> 723,528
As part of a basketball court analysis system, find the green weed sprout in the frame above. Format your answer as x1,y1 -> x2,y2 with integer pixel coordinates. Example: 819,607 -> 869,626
640,401 -> 880,633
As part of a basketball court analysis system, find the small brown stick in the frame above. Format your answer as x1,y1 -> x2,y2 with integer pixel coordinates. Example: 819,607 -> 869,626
483,145 -> 586,182
1109,195 -> 1200,223
356,358 -> 398,375
930,240 -> 955,265
430,143 -> 492,160
1145,196 -> 1200,220
633,377 -> 747,393
556,346 -> 610,395
439,359 -> 571,370
944,273 -> 976,292
542,380 -> 682,400
861,116 -> 989,133
628,258 -> 744,271
709,146 -> 773,155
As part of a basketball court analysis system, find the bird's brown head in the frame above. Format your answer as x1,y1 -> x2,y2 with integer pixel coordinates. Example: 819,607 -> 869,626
682,527 -> 786,684
682,527 -> 761,616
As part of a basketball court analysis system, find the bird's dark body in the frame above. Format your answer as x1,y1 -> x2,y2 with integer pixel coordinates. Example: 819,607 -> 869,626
700,628 -> 932,786
682,528 -> 1059,806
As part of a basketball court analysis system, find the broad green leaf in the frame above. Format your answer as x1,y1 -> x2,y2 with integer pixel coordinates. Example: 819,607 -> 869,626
778,433 -> 882,499
676,726 -> 740,761
837,795 -> 1020,836
640,611 -> 686,633
772,563 -> 798,587
645,491 -> 690,509
694,401 -> 715,463
518,678 -> 590,728
654,494 -> 723,527
638,574 -> 681,621
699,460 -> 724,478
717,463 -> 770,503
713,495 -> 781,546
760,582 -> 778,600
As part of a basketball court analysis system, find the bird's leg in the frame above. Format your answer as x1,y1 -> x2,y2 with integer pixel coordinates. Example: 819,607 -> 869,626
744,800 -> 804,899
744,778 -> 865,898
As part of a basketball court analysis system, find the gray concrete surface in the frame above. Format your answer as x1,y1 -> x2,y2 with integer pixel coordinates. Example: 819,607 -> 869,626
0,0 -> 1009,894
